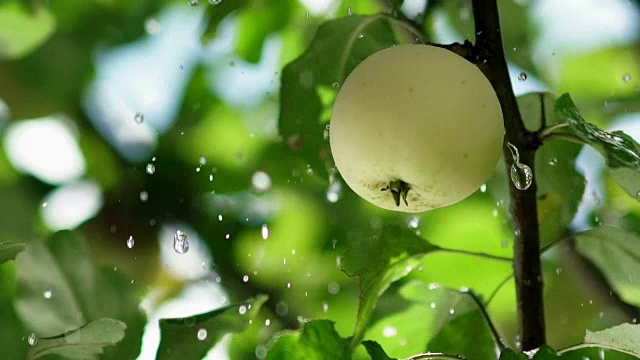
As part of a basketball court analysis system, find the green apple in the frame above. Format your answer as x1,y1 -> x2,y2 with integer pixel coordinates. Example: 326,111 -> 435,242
330,44 -> 504,213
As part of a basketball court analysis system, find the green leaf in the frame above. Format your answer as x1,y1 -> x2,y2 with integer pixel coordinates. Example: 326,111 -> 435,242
0,242 -> 26,265
25,318 -> 126,360
343,226 -> 440,346
532,346 -> 561,359
575,226 -> 640,307
13,231 -> 145,359
427,306 -> 497,360
362,340 -> 397,360
156,295 -> 268,360
0,2 -> 56,60
279,14 -> 407,174
584,323 -> 640,357
499,348 -> 527,360
266,320 -> 352,360
559,347 -> 638,359
201,0 -> 249,42
554,94 -> 640,198
518,93 -> 586,246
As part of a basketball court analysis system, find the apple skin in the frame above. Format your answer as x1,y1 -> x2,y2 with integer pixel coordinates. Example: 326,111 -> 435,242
329,44 -> 504,213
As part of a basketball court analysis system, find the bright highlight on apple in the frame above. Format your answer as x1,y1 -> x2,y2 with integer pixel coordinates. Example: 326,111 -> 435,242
329,44 -> 504,213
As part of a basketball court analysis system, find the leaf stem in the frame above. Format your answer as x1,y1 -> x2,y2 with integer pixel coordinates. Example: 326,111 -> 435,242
538,122 -> 570,139
406,353 -> 465,360
557,343 -> 638,358
438,247 -> 512,262
471,0 -> 546,350
542,133 -> 585,145
465,290 -> 507,350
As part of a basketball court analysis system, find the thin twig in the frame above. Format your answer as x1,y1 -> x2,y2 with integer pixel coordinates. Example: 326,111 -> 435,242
465,290 -> 507,350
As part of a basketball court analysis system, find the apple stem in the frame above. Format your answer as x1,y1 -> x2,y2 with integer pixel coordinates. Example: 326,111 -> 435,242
472,0 -> 546,351
381,180 -> 410,207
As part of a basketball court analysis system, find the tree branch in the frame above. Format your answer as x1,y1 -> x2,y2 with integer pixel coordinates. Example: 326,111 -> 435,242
471,0 -> 546,350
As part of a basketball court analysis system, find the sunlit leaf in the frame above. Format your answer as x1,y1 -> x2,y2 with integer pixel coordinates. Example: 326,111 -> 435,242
0,2 -> 55,60
584,323 -> 640,357
25,318 -> 126,360
362,340 -> 396,360
554,94 -> 640,199
343,226 -> 440,346
575,226 -> 640,307
0,242 -> 26,265
559,347 -> 638,360
552,47 -> 640,100
279,14 -> 409,175
157,295 -> 268,360
266,320 -> 351,360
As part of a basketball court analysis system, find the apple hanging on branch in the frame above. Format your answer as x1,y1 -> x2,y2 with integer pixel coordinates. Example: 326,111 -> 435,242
329,44 -> 505,213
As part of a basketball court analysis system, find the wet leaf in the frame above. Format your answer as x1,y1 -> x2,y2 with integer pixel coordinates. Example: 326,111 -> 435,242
157,295 -> 267,360
584,323 -> 640,357
343,226 -> 440,346
575,226 -> 640,307
555,94 -> 640,198
0,2 -> 55,60
279,14 -> 408,174
499,348 -> 527,360
266,320 -> 351,360
13,231 -> 145,359
0,242 -> 26,265
25,318 -> 126,360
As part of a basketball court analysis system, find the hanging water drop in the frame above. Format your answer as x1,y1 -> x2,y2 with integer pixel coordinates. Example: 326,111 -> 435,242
145,164 -> 155,175
127,236 -> 135,249
507,143 -> 533,190
173,230 -> 189,254
27,332 -> 38,346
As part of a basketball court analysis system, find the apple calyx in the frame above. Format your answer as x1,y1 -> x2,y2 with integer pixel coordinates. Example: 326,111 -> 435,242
381,179 -> 410,207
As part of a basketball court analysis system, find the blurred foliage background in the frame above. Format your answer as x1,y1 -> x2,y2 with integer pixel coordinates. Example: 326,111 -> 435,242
0,0 -> 640,359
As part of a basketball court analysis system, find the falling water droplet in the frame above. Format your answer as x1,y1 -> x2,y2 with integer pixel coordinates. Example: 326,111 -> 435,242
173,230 -> 189,254
480,183 -> 487,193
357,33 -> 364,39
197,328 -> 208,341
322,302 -> 329,313
326,176 -> 342,203
127,236 -> 135,249
548,157 -> 558,166
134,113 -> 144,124
518,72 -> 528,81
43,288 -> 52,299
383,326 -> 397,337
28,333 -> 38,346
636,190 -> 640,202
407,216 -> 420,229
251,171 -> 272,192
622,73 -> 631,83
188,0 -> 199,5
507,143 -> 533,190
242,275 -> 249,282
449,308 -> 455,315
209,0 -> 221,4
260,224 -> 269,240
347,7 -> 352,16
429,302 -> 436,309
305,11 -> 310,19
140,191 -> 148,202
238,305 -> 247,315
146,164 -> 155,175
